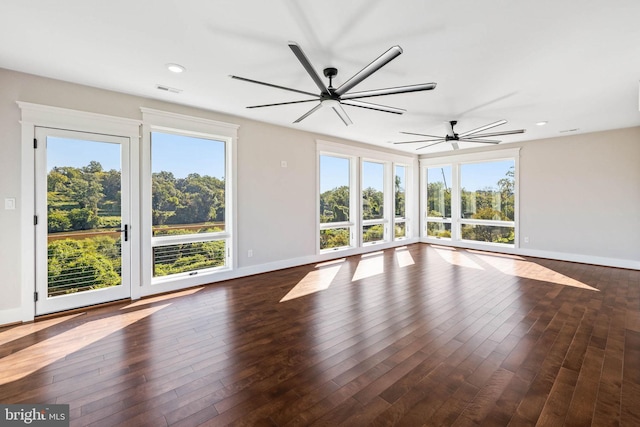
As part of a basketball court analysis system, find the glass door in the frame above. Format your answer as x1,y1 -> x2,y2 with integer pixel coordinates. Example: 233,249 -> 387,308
35,127 -> 131,315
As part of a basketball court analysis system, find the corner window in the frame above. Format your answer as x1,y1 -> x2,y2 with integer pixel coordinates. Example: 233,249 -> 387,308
422,148 -> 519,247
460,160 -> 515,244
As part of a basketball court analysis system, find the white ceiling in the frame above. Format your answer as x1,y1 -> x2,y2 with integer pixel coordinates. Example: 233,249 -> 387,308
2,0 -> 639,153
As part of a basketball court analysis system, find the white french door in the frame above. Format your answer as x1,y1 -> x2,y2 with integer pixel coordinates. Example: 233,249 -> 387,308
34,127 -> 131,315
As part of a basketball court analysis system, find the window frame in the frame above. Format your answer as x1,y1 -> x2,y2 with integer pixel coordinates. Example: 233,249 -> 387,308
317,140 -> 415,254
420,148 -> 520,248
141,108 -> 238,295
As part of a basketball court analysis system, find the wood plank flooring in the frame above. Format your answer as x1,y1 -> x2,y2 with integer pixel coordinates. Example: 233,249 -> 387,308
1,243 -> 639,426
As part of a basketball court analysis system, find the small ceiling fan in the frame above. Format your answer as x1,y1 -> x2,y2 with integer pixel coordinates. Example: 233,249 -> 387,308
392,120 -> 526,150
230,42 -> 437,126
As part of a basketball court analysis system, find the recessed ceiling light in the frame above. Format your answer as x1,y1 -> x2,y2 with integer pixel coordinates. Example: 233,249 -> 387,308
166,63 -> 185,73
536,121 -> 548,126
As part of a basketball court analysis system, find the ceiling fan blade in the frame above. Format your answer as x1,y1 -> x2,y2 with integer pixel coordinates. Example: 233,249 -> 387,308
458,120 -> 508,137
246,98 -> 320,109
230,75 -> 317,97
417,140 -> 446,150
341,99 -> 405,114
293,103 -> 322,123
340,83 -> 437,100
400,131 -> 443,138
463,129 -> 526,138
332,104 -> 353,126
288,42 -> 329,94
458,138 -> 501,144
333,45 -> 403,97
392,138 -> 445,145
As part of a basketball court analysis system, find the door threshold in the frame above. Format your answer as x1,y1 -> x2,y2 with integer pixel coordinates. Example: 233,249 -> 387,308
35,298 -> 131,321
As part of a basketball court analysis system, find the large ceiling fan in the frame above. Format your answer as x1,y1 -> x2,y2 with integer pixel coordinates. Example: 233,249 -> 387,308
230,42 -> 437,126
392,120 -> 526,150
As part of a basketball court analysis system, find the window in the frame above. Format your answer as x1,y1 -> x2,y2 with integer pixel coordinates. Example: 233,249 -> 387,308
150,132 -> 228,276
141,108 -> 237,290
422,148 -> 519,247
460,160 -> 515,244
319,154 -> 353,251
394,165 -> 407,240
362,160 -> 386,244
425,165 -> 452,239
318,140 -> 414,253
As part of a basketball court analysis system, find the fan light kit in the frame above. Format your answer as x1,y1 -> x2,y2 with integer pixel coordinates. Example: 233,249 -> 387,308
230,42 -> 436,126
392,120 -> 526,151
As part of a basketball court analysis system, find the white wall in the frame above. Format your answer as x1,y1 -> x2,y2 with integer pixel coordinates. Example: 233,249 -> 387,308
518,127 -> 640,264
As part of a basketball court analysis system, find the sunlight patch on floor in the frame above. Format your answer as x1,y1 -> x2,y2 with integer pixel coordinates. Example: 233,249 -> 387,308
352,251 -> 385,281
280,259 -> 345,302
0,313 -> 84,347
0,304 -> 169,385
433,247 -> 484,270
122,286 -> 204,309
395,247 -> 415,267
474,253 -> 599,291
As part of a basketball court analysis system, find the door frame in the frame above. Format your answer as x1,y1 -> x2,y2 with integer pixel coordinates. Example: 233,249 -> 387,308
18,102 -> 142,321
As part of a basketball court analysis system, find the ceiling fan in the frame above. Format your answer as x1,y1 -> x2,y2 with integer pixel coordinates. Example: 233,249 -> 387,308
392,120 -> 526,150
230,42 -> 437,126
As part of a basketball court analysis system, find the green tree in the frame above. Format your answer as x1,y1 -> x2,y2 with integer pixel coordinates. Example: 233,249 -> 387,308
395,175 -> 405,217
47,238 -> 120,295
320,185 -> 350,223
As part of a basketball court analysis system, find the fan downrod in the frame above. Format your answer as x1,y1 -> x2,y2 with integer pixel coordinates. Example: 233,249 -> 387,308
323,67 -> 338,89
446,120 -> 459,141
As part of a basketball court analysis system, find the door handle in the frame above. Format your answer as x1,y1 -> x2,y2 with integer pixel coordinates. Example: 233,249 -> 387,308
121,224 -> 128,242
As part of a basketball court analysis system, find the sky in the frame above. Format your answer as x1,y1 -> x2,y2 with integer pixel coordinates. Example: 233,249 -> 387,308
48,135 -> 509,192
320,155 -> 406,193
427,160 -> 514,191
47,134 -> 226,179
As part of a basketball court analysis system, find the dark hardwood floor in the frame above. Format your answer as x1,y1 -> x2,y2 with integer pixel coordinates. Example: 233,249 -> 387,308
1,243 -> 639,426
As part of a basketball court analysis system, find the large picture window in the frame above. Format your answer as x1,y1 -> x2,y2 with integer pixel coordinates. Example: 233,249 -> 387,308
422,149 -> 519,247
460,160 -> 515,244
151,132 -> 228,276
141,107 -> 237,291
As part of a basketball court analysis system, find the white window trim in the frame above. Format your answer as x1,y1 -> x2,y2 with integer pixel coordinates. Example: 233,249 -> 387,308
140,108 -> 238,295
420,147 -> 520,249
